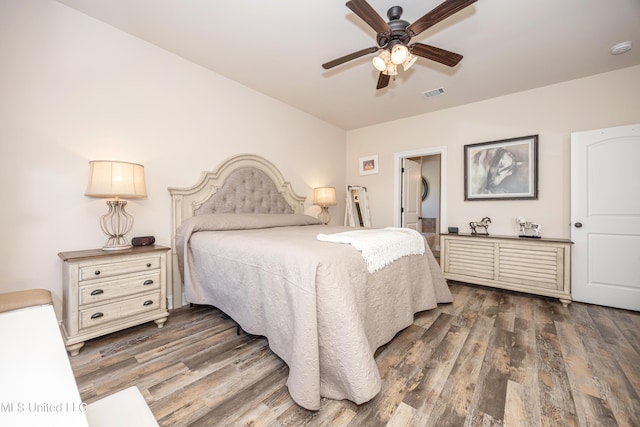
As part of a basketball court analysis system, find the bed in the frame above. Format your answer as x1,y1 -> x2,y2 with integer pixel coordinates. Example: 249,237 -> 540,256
169,154 -> 453,410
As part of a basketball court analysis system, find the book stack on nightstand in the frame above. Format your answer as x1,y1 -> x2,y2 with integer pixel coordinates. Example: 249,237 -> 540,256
58,245 -> 170,356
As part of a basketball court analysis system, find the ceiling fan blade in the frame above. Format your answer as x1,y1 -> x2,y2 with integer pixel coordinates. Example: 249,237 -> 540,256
407,0 -> 477,37
410,43 -> 463,67
376,73 -> 390,90
322,46 -> 378,70
346,0 -> 391,35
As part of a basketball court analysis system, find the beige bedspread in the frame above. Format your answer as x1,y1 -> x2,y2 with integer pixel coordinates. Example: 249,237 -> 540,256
175,214 -> 452,410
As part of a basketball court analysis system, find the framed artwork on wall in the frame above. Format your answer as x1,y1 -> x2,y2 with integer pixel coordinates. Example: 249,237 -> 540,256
359,155 -> 379,175
464,135 -> 538,200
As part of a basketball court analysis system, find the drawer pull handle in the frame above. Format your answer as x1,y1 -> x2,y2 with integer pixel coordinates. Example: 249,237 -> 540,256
94,270 -> 101,276
90,289 -> 104,296
143,300 -> 154,306
91,312 -> 104,319
146,263 -> 152,268
143,279 -> 154,286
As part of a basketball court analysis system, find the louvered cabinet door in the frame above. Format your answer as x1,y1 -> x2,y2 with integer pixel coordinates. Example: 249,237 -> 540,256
498,243 -> 565,290
443,238 -> 495,280
441,234 -> 572,306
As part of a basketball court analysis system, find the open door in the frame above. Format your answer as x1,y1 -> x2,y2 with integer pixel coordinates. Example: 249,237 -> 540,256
402,157 -> 422,231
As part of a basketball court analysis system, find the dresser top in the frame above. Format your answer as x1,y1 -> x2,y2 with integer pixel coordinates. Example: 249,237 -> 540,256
58,245 -> 170,262
442,233 -> 573,244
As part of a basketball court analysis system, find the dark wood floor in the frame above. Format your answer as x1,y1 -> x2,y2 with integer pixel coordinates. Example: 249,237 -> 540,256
69,282 -> 640,426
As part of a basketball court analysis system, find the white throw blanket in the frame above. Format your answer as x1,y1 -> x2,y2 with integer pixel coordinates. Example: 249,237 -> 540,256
317,227 -> 425,273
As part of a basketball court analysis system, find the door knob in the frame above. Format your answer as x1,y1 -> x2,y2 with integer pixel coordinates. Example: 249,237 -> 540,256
574,222 -> 583,228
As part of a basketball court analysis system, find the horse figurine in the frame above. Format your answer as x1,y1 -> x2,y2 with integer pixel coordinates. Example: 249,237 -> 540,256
469,217 -> 491,235
516,217 -> 542,238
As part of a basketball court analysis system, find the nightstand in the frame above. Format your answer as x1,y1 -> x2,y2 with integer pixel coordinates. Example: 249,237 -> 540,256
58,245 -> 170,356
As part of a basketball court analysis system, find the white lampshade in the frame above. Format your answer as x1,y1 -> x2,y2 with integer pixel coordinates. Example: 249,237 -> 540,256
313,187 -> 337,207
85,160 -> 147,199
85,160 -> 147,250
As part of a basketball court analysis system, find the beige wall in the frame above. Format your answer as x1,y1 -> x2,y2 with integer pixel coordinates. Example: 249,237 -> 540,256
2,0 -> 639,317
346,65 -> 640,238
0,0 -> 346,314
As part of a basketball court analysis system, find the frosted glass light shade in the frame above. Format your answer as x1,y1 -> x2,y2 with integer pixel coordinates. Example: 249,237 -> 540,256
85,160 -> 147,199
313,187 -> 337,207
402,53 -> 418,71
372,50 -> 390,72
372,55 -> 387,72
384,62 -> 398,76
390,44 -> 409,65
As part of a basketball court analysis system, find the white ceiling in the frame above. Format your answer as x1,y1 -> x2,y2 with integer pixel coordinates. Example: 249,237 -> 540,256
56,0 -> 640,130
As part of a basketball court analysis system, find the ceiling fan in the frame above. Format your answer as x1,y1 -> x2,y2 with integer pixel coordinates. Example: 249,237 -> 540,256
322,0 -> 477,89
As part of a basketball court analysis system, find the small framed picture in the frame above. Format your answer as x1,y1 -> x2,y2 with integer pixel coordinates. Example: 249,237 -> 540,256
464,135 -> 538,200
359,155 -> 378,175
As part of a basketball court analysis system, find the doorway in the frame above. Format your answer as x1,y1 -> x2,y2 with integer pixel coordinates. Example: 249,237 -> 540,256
394,147 -> 447,257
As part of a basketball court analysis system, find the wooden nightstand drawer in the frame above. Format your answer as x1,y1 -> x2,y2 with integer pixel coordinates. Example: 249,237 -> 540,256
79,293 -> 161,330
79,272 -> 161,306
79,256 -> 161,281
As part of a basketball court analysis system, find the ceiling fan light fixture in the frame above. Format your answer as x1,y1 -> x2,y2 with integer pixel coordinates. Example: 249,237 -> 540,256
390,44 -> 409,65
402,53 -> 418,71
384,62 -> 397,76
372,54 -> 387,72
324,0 -> 477,90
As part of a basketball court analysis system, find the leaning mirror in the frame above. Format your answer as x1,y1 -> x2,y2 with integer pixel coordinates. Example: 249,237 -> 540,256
344,185 -> 372,228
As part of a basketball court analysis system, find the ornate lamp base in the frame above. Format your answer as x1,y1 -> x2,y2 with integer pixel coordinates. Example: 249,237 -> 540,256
318,206 -> 331,225
99,200 -> 134,250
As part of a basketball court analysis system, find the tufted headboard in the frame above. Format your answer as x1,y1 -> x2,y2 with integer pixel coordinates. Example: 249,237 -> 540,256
167,154 -> 306,307
194,167 -> 295,215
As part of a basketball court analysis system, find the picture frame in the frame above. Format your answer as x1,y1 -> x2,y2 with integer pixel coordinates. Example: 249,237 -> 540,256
464,135 -> 538,200
359,155 -> 379,175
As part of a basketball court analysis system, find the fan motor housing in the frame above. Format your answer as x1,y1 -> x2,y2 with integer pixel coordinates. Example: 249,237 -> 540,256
377,6 -> 411,47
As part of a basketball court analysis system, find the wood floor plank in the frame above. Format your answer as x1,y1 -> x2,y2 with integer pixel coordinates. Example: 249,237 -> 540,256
509,317 -> 538,386
495,292 -> 516,332
569,303 -> 640,426
386,401 -> 430,427
67,284 -> 640,427
472,327 -> 514,422
402,323 -> 470,414
346,368 -> 412,427
192,364 -> 289,426
423,315 -> 496,425
393,312 -> 454,379
535,319 -> 579,427
435,282 -> 475,317
507,316 -> 542,426
554,320 -> 600,397
504,380 -> 539,427
276,398 -> 356,427
514,291 -> 536,324
571,390 -> 618,427
610,308 -> 640,356
585,304 -> 640,397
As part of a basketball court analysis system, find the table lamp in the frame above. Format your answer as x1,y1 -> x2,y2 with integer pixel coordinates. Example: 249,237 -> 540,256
85,160 -> 147,250
313,187 -> 337,225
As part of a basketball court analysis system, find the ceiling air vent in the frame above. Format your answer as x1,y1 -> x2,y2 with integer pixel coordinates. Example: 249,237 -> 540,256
422,87 -> 445,98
